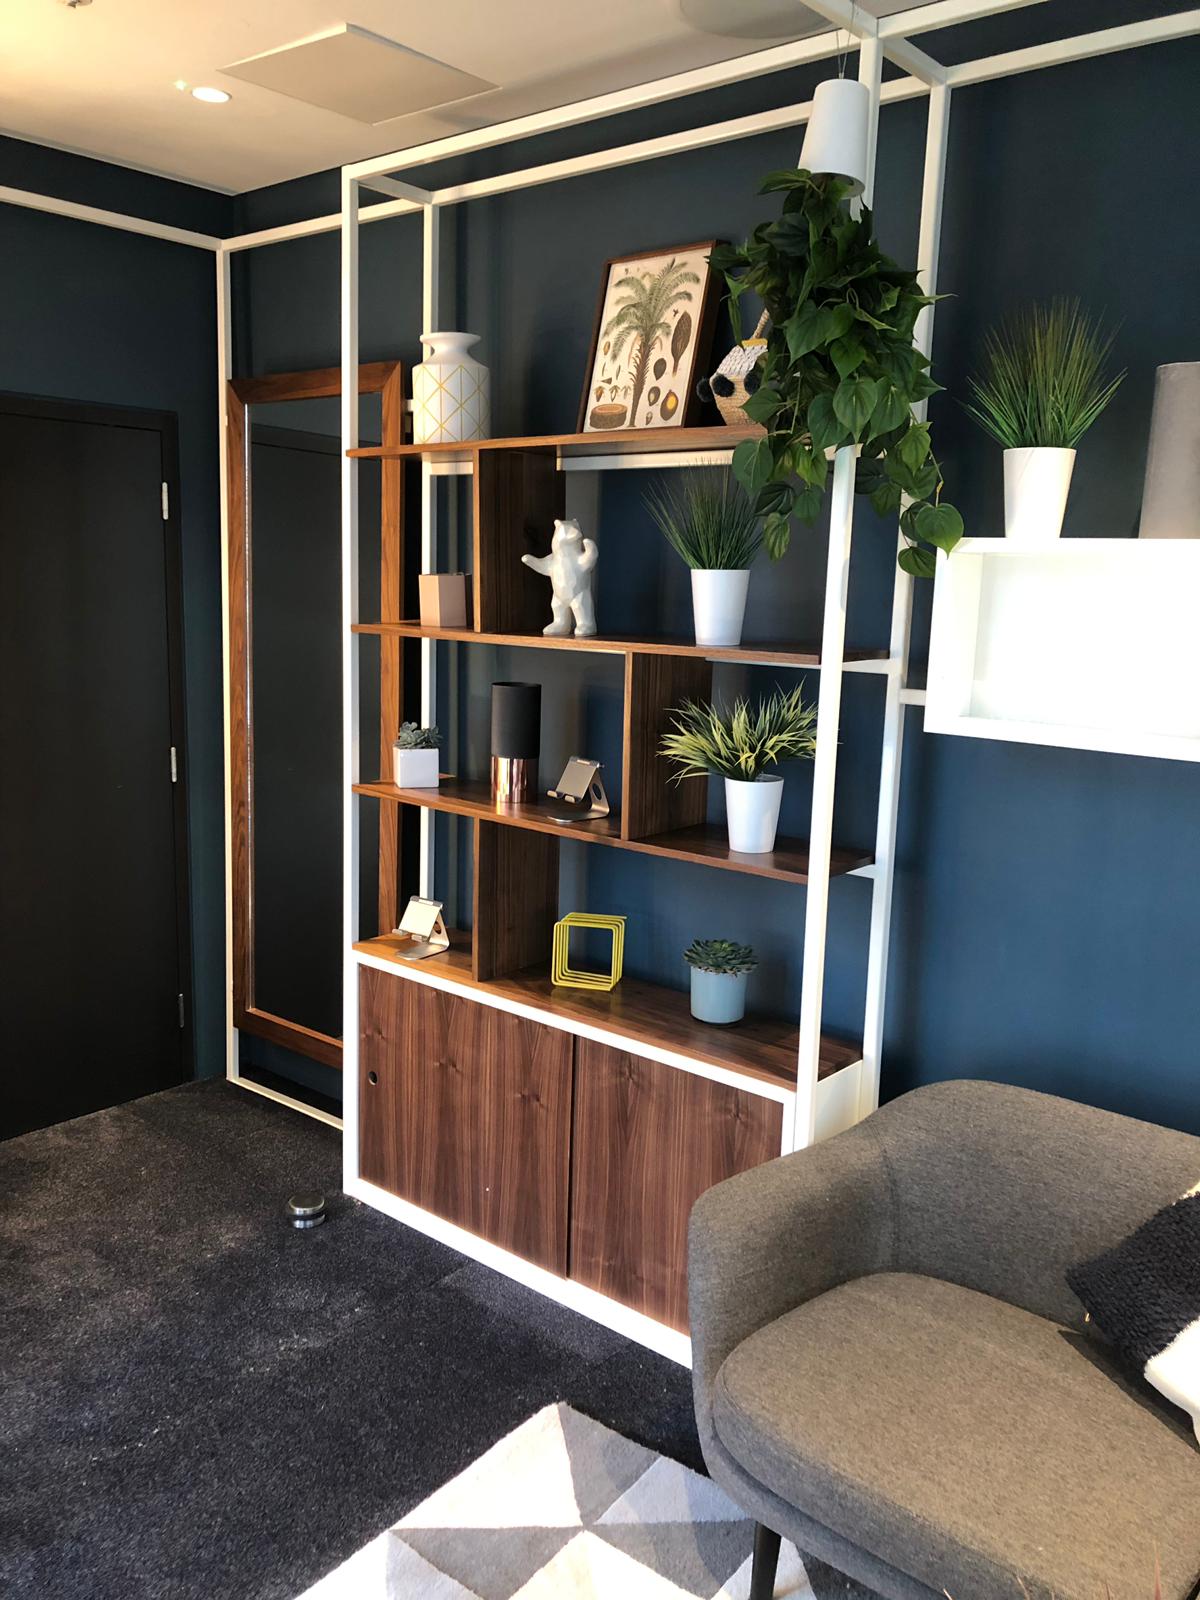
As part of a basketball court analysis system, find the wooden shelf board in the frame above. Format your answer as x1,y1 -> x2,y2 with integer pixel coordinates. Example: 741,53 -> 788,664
353,778 -> 623,843
352,621 -> 887,669
353,934 -> 860,1092
354,780 -> 871,885
625,824 -> 873,883
348,424 -> 761,463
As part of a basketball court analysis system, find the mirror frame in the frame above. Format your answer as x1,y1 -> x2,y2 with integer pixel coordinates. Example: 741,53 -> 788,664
226,361 -> 404,1069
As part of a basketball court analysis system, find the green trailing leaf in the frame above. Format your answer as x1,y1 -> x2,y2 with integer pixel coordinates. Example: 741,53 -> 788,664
898,545 -> 938,578
763,511 -> 792,557
740,385 -> 783,425
732,435 -> 775,494
914,502 -> 964,554
896,420 -> 931,474
870,480 -> 904,518
833,375 -> 880,439
868,382 -> 911,439
713,167 -> 962,572
830,333 -> 868,378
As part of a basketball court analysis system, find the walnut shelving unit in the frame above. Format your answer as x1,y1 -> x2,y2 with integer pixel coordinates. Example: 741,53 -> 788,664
336,13 -> 956,1364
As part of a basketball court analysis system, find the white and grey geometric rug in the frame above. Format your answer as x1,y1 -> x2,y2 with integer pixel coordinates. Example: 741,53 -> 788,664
296,1402 -> 827,1598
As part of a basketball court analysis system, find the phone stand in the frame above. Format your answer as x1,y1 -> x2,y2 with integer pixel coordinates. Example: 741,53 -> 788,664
393,896 -> 451,961
545,758 -> 610,823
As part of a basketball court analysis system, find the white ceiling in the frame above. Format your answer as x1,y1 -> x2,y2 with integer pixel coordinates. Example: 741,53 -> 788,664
0,0 -> 913,194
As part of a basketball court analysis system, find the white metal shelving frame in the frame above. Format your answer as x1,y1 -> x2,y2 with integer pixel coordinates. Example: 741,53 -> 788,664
332,2 -> 1200,1361
5,0 -> 1196,1360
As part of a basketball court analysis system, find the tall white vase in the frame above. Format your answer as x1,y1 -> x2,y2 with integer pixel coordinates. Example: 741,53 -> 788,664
1139,361 -> 1200,539
412,332 -> 491,444
724,775 -> 783,854
691,570 -> 750,648
1003,447 -> 1076,543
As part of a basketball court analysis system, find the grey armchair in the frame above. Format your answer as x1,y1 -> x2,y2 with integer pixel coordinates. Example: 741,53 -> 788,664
689,1079 -> 1200,1600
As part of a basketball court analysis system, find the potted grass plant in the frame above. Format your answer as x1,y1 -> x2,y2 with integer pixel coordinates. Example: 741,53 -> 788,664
659,686 -> 817,854
684,938 -> 757,1024
392,722 -> 440,788
966,299 -> 1124,543
646,472 -> 764,648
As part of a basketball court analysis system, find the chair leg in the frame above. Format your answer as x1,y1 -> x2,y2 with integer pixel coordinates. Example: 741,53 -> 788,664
749,1523 -> 782,1600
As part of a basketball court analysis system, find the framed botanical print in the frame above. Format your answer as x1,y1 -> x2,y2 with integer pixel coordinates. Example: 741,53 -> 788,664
578,240 -> 723,433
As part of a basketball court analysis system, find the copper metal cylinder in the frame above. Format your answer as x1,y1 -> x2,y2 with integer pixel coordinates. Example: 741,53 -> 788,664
491,756 -> 535,805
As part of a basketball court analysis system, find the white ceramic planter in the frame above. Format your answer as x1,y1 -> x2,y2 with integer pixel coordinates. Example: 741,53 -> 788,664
689,967 -> 748,1025
691,569 -> 750,648
412,332 -> 491,444
798,78 -> 870,196
393,747 -> 440,789
724,774 -> 783,854
1003,447 -> 1076,543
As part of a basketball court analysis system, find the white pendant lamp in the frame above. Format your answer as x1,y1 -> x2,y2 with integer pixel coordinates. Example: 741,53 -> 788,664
799,78 -> 870,195
1139,362 -> 1200,539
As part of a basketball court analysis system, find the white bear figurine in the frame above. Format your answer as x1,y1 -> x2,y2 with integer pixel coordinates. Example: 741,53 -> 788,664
521,518 -> 599,638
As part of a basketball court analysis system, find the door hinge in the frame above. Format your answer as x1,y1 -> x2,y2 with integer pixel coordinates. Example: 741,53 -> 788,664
169,746 -> 178,783
177,993 -> 186,1029
161,482 -> 169,520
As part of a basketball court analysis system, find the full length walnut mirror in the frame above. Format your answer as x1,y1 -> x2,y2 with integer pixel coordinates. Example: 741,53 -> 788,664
227,362 -> 404,1069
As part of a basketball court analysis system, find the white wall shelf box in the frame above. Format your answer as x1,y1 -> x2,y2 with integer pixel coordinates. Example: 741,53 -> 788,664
926,538 -> 1200,762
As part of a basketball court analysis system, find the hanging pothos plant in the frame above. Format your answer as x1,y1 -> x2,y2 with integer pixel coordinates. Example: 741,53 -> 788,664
710,169 -> 962,577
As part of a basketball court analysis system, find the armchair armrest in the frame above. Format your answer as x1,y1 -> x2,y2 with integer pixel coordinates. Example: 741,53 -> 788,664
688,1117 -> 894,1457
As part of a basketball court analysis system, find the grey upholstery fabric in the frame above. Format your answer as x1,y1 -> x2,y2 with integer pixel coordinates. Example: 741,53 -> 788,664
714,1273 -> 1200,1600
689,1080 -> 1200,1600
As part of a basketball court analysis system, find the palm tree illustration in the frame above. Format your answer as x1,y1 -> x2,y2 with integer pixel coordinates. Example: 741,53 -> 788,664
602,258 -> 699,422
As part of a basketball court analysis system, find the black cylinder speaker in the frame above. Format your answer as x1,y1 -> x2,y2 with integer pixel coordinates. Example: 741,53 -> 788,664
490,682 -> 541,759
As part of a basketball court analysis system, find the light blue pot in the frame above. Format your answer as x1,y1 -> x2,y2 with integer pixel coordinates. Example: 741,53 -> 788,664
690,967 -> 748,1025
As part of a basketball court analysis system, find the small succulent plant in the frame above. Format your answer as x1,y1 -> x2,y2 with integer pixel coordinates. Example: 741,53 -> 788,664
395,722 -> 440,750
684,938 -> 757,975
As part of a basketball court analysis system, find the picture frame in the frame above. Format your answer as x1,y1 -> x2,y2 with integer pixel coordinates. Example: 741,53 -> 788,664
577,240 -> 724,433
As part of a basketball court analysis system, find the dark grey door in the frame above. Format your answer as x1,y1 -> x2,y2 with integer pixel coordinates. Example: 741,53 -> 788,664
0,397 -> 191,1138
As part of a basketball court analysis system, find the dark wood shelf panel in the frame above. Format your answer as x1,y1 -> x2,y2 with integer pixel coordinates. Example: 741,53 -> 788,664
352,620 -> 887,669
353,778 -> 623,844
354,779 -> 872,886
625,824 -> 873,883
354,935 -> 860,1092
348,424 -> 761,462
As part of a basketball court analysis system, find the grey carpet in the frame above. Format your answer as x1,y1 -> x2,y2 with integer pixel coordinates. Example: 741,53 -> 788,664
0,1078 -> 871,1600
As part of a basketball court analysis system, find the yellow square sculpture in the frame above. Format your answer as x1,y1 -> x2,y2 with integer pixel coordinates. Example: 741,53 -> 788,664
552,912 -> 626,992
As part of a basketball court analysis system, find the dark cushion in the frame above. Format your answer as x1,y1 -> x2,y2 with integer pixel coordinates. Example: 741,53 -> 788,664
712,1272 -> 1200,1600
1069,1185 -> 1200,1441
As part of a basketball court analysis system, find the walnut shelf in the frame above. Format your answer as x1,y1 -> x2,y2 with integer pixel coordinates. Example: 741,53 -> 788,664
354,933 -> 860,1093
353,779 -> 872,886
353,620 -> 888,670
348,424 -> 762,462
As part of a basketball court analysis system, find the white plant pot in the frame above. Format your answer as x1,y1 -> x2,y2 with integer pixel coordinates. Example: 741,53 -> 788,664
1003,447 -> 1076,543
393,747 -> 440,789
412,332 -> 491,444
691,569 -> 750,648
724,775 -> 783,855
798,78 -> 870,197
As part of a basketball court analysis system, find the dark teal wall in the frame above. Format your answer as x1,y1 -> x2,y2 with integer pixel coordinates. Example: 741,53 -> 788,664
0,137 -> 234,1080
234,34 -> 1200,1134
11,17 -> 1196,1132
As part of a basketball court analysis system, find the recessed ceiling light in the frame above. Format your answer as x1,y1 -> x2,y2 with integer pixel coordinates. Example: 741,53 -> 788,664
191,85 -> 231,104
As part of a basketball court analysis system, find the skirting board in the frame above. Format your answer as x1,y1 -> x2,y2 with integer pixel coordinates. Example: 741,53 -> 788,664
345,1175 -> 693,1366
